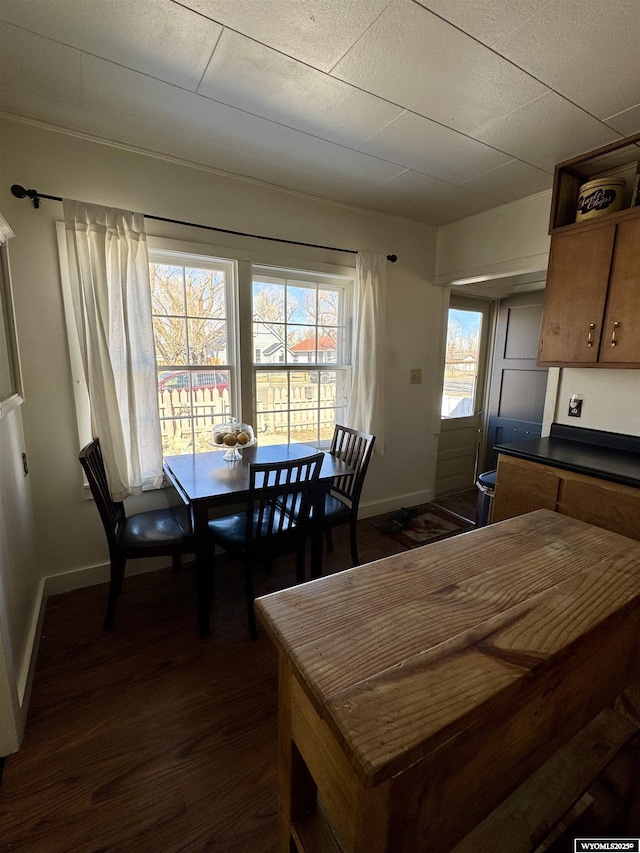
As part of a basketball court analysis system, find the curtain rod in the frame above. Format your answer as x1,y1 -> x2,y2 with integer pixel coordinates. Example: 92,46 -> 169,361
10,184 -> 398,263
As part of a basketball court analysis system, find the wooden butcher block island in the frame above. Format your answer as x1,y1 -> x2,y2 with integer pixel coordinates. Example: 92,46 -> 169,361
255,510 -> 640,853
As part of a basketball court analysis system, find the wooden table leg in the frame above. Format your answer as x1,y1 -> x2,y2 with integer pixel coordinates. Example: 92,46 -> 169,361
194,504 -> 213,638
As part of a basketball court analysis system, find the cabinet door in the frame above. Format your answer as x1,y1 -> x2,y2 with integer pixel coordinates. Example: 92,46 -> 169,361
538,225 -> 615,364
600,218 -> 640,364
492,455 -> 560,523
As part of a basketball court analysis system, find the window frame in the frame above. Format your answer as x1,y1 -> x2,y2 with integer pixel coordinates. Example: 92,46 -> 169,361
0,235 -> 24,419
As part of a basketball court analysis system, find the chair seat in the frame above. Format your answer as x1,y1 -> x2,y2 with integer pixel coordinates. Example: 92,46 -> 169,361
118,505 -> 193,549
279,492 -> 350,521
324,492 -> 351,521
208,507 -> 295,548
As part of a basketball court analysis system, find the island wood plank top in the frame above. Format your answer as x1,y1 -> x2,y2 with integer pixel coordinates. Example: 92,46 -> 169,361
256,509 -> 640,792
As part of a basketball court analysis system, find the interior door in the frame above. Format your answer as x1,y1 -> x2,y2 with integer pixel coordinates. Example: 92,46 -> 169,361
484,291 -> 548,472
435,296 -> 491,496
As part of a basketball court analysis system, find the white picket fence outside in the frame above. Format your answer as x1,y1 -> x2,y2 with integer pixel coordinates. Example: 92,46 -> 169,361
159,383 -> 343,454
159,387 -> 232,454
256,383 -> 341,442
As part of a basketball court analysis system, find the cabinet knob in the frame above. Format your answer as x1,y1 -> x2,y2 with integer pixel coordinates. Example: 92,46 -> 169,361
587,323 -> 596,347
611,321 -> 620,346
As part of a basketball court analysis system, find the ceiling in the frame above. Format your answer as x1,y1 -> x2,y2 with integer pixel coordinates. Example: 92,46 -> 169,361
1,0 -> 639,227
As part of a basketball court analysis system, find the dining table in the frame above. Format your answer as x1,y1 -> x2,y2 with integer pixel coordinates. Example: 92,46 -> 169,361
163,442 -> 352,637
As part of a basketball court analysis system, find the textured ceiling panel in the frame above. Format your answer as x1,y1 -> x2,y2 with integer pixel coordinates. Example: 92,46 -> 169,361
494,0 -> 640,119
198,29 -> 403,147
332,0 -> 548,134
0,0 -> 222,89
357,111 -> 511,183
177,0 -> 393,71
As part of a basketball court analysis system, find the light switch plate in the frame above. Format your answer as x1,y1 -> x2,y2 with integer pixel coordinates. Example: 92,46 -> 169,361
410,368 -> 422,385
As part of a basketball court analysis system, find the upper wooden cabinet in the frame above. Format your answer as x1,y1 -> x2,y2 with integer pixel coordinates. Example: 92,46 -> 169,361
600,218 -> 640,363
538,132 -> 640,368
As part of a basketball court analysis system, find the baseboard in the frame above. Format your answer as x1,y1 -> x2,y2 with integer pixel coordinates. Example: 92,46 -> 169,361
359,490 -> 433,519
44,555 -> 176,599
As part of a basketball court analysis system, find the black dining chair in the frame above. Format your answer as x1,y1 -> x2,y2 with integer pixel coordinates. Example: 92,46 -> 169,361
203,453 -> 324,640
324,425 -> 376,566
79,438 -> 194,628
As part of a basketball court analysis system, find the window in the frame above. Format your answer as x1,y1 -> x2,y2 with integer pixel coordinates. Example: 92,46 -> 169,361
149,251 -> 237,455
441,306 -> 483,419
148,252 -> 353,454
252,266 -> 352,446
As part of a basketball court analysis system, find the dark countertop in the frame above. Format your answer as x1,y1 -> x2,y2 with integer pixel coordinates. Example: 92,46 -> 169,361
494,424 -> 640,489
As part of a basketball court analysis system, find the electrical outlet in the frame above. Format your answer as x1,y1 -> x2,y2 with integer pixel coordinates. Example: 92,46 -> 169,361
410,368 -> 422,385
568,399 -> 582,417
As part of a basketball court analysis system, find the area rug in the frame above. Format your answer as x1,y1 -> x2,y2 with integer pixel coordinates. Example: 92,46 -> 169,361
373,502 -> 475,549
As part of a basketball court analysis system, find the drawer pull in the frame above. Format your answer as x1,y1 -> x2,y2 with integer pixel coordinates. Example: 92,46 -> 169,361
587,323 -> 596,347
611,321 -> 620,346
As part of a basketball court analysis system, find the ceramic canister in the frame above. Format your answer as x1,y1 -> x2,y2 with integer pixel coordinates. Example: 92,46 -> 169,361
575,177 -> 626,222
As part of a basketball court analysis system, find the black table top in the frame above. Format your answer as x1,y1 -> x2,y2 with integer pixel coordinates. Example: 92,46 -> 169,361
164,442 -> 349,506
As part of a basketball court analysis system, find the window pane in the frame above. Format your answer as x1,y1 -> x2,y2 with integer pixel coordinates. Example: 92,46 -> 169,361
187,318 -> 227,365
319,407 -> 337,442
441,309 -> 482,419
318,329 -> 338,364
290,406 -> 319,444
287,325 -> 317,364
150,264 -> 184,315
153,317 -> 187,365
254,322 -> 286,363
287,283 -> 316,325
185,267 -> 226,319
160,417 -> 193,455
318,289 -> 339,326
253,281 -> 285,323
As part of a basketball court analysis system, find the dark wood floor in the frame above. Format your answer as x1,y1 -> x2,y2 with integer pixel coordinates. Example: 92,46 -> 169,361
0,517 -> 408,853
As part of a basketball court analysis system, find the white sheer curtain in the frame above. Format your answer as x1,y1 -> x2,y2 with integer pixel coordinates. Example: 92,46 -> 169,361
346,251 -> 386,453
62,199 -> 163,500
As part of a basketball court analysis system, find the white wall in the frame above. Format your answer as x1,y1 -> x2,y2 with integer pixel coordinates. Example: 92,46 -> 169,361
435,191 -> 552,286
553,369 -> 640,435
0,117 -> 441,594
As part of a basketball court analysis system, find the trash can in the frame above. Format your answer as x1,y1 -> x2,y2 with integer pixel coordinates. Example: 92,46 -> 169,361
475,469 -> 496,527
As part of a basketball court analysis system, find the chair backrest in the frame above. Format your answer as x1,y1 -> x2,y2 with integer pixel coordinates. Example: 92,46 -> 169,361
329,425 -> 376,509
247,453 -> 324,546
79,438 -> 125,548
